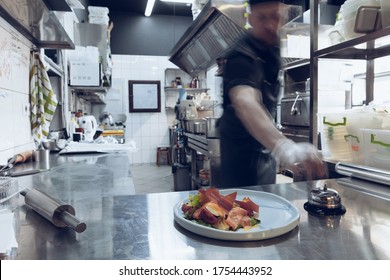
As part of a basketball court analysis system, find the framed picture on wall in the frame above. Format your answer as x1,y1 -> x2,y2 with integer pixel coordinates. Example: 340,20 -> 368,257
129,80 -> 161,113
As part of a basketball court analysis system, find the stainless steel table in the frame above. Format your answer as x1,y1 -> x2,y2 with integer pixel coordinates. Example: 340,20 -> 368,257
1,153 -> 390,259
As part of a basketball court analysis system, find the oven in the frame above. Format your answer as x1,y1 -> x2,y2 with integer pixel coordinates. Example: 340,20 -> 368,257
280,92 -> 310,143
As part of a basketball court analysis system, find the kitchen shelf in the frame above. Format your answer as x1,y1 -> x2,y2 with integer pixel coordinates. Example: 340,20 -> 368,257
309,0 -> 390,147
164,87 -> 209,91
71,90 -> 106,104
314,27 -> 390,60
164,68 -> 207,109
282,58 -> 310,70
69,86 -> 108,93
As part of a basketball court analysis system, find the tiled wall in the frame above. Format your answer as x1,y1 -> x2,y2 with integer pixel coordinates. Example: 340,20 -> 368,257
0,18 -> 35,165
106,55 -> 217,164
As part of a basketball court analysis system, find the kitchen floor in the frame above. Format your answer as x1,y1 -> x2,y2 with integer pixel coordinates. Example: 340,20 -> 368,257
130,163 -> 293,194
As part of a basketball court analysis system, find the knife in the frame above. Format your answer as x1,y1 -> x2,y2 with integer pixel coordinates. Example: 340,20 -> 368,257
10,169 -> 43,177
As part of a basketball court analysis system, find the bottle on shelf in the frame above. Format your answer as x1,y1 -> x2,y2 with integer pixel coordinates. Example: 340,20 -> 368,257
175,77 -> 182,87
190,76 -> 200,88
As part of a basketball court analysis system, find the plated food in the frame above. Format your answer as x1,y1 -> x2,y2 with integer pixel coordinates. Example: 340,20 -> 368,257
174,188 -> 300,241
181,188 -> 260,231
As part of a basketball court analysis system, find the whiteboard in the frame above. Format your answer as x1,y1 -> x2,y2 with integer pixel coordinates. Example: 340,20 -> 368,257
0,17 -> 31,92
128,80 -> 161,113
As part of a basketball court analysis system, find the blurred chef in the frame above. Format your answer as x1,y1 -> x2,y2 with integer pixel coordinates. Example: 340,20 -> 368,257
219,0 -> 327,187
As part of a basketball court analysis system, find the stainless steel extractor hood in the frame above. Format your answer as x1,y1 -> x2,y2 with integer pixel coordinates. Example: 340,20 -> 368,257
0,0 -> 75,49
169,0 -> 247,74
169,0 -> 302,74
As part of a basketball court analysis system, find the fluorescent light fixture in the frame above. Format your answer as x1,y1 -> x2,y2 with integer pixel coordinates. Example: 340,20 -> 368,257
161,0 -> 193,4
145,0 -> 156,17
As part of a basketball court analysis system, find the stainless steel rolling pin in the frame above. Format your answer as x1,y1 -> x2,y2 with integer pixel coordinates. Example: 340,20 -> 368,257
335,162 -> 390,186
20,188 -> 87,233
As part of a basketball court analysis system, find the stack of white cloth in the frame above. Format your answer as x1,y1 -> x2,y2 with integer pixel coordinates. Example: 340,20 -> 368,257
88,6 -> 110,25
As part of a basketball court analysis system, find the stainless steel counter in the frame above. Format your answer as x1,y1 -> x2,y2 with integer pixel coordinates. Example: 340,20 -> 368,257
1,152 -> 390,260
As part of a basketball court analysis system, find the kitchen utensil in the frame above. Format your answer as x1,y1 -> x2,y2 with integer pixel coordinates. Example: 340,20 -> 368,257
203,117 -> 220,138
42,139 -> 67,151
9,169 -> 42,177
183,118 -> 204,133
0,153 -> 19,173
304,183 -> 346,216
32,149 -> 49,162
193,120 -> 206,134
20,188 -> 87,233
99,111 -> 115,128
0,177 -> 23,203
78,115 -> 98,142
32,149 -> 50,170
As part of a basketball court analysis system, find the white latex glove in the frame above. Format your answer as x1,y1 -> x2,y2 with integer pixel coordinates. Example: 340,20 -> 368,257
272,138 -> 328,181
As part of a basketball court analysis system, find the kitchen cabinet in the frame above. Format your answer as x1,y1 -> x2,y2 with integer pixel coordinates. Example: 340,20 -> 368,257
164,68 -> 208,109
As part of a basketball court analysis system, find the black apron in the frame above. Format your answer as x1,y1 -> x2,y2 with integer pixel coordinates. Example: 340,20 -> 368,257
219,34 -> 280,188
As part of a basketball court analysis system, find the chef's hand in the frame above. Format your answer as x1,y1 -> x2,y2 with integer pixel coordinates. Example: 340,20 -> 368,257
272,138 -> 328,181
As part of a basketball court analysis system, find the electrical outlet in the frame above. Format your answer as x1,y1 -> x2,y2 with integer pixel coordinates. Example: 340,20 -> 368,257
22,103 -> 30,116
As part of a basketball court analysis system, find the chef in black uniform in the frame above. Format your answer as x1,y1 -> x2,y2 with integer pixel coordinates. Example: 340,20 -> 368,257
219,0 -> 327,188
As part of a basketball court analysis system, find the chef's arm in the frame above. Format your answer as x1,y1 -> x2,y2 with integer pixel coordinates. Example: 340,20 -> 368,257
229,85 -> 283,150
229,85 -> 328,180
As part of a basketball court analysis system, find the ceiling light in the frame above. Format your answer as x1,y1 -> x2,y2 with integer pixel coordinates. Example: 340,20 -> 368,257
145,0 -> 156,17
160,0 -> 193,4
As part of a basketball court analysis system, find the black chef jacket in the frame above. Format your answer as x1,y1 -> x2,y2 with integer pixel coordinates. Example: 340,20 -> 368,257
219,33 -> 281,188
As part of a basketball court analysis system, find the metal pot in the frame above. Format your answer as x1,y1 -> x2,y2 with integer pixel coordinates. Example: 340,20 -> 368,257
41,139 -> 67,151
193,121 -> 206,134
183,118 -> 204,133
203,117 -> 220,138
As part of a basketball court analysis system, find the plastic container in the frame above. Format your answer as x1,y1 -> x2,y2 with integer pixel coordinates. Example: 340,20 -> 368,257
380,0 -> 390,28
340,0 -> 381,39
344,127 -> 364,164
362,129 -> 390,170
319,113 -> 353,161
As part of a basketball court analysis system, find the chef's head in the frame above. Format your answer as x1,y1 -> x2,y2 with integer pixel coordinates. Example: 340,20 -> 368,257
248,0 -> 284,46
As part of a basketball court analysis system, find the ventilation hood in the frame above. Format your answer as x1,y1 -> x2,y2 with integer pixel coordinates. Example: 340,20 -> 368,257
0,0 -> 75,49
169,0 -> 247,74
169,0 -> 302,74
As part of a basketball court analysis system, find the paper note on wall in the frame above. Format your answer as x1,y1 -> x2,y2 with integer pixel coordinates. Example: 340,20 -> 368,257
0,18 -> 30,93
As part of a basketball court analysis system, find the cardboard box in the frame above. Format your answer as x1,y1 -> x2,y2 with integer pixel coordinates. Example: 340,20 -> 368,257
69,61 -> 101,86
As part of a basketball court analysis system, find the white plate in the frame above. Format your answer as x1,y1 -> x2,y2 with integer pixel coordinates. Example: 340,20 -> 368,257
173,189 -> 300,241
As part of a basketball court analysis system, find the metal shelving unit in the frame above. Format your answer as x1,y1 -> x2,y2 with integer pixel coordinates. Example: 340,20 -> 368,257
310,0 -> 390,147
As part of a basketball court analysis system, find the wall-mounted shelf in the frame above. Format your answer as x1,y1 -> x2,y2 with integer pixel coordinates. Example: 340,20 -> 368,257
164,87 -> 209,91
70,86 -> 108,104
74,91 -> 106,104
69,86 -> 108,93
164,68 -> 207,109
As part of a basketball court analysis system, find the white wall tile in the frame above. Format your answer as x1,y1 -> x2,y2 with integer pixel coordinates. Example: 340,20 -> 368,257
0,91 -> 15,151
106,54 -> 198,163
141,123 -> 151,137
12,92 -> 32,147
131,150 -> 142,164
